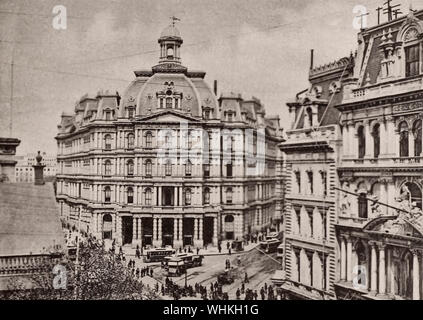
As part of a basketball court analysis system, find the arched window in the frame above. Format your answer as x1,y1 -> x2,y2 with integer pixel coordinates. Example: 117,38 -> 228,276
294,170 -> 301,194
145,159 -> 152,177
224,215 -> 234,223
306,170 -> 313,194
355,242 -> 367,287
357,126 -> 366,159
405,182 -> 422,210
166,97 -> 172,109
226,187 -> 233,204
165,159 -> 172,176
104,134 -> 112,150
399,121 -> 409,157
145,131 -> 153,148
306,107 -> 313,127
185,159 -> 192,176
413,120 -> 422,157
144,188 -> 152,206
167,46 -> 174,58
127,187 -> 134,204
127,160 -> 134,176
372,123 -> 380,158
203,187 -> 210,204
184,188 -> 192,205
127,133 -> 135,149
104,186 -> 111,203
104,160 -> 112,176
358,192 -> 368,219
405,43 -> 420,77
357,182 -> 368,219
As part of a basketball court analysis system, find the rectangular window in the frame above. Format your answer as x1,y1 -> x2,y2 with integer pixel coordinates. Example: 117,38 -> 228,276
406,45 -> 420,77
226,164 -> 233,177
203,164 -> 210,177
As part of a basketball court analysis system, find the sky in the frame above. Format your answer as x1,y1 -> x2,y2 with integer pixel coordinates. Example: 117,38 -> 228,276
0,0 -> 420,155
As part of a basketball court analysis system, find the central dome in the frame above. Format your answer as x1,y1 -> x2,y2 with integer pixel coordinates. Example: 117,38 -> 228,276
160,25 -> 181,39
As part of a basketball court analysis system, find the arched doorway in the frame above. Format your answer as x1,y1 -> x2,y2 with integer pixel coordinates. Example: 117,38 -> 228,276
103,214 -> 113,240
122,216 -> 133,245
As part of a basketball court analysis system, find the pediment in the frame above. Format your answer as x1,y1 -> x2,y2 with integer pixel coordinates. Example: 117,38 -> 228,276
136,110 -> 201,123
363,215 -> 423,239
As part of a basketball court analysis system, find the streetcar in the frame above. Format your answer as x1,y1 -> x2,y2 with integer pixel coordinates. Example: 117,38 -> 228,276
167,257 -> 186,276
144,247 -> 176,263
260,238 -> 282,253
163,253 -> 204,269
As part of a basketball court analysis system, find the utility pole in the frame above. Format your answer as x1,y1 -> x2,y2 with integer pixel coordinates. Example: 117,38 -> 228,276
9,57 -> 14,138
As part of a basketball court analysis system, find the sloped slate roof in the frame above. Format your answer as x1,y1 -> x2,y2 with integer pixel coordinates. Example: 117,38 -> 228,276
0,183 -> 64,256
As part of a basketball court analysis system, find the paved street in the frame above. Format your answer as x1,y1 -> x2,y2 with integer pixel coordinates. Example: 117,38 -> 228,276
120,245 -> 281,300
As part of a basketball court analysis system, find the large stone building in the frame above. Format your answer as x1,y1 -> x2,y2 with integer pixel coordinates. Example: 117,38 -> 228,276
335,9 -> 423,300
274,8 -> 423,300
274,52 -> 354,299
15,152 -> 57,183
55,23 -> 284,248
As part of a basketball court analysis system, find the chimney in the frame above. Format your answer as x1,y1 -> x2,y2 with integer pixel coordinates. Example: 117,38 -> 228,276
310,49 -> 314,70
213,80 -> 218,96
33,150 -> 45,185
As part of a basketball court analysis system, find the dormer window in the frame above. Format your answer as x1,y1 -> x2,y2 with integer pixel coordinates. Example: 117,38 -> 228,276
104,110 -> 112,121
405,44 -> 420,77
227,112 -> 234,122
306,107 -> 313,127
127,107 -> 135,119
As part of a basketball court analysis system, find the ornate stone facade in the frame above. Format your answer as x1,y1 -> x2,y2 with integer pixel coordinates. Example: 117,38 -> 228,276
334,10 -> 423,300
55,24 -> 284,248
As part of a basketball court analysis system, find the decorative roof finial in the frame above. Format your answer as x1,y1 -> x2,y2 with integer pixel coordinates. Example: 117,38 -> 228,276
170,15 -> 180,27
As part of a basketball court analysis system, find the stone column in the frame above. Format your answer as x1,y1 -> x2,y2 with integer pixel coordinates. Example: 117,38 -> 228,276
212,217 -> 218,246
174,218 -> 178,242
365,120 -> 373,158
340,237 -> 346,281
378,244 -> 386,295
381,120 -> 388,156
179,218 -> 183,240
413,250 -> 420,300
158,218 -> 162,246
194,218 -> 198,240
174,187 -> 178,206
152,217 -> 158,246
386,248 -> 395,295
158,187 -> 162,206
346,237 -> 353,282
132,216 -> 137,247
386,117 -> 397,156
197,217 -> 204,248
370,242 -> 378,293
342,123 -> 349,156
138,218 -> 142,246
409,130 -> 415,158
